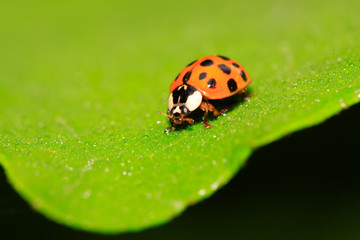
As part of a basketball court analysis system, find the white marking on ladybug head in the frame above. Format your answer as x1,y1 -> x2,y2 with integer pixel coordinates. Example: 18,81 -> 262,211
185,90 -> 202,111
173,106 -> 181,114
168,93 -> 174,112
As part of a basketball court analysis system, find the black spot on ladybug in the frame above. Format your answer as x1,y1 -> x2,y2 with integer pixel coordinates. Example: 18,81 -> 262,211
186,60 -> 197,67
232,62 -> 240,68
240,70 -> 247,82
199,72 -> 207,80
180,90 -> 187,103
200,59 -> 214,66
217,55 -> 230,60
227,78 -> 238,92
175,73 -> 180,80
186,85 -> 197,96
207,79 -> 216,88
172,86 -> 186,104
172,88 -> 180,104
172,85 -> 197,104
172,92 -> 179,104
182,71 -> 192,83
218,64 -> 231,75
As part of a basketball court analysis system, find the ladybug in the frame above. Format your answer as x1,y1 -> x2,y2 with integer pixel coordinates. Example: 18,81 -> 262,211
159,55 -> 252,132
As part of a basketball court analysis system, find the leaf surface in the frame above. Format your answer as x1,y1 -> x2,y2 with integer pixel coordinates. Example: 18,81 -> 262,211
0,0 -> 359,233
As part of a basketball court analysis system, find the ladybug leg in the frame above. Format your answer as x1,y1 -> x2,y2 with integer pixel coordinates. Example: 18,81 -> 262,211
213,107 -> 229,117
244,93 -> 258,99
201,101 -> 228,117
164,126 -> 176,134
199,101 -> 212,128
183,118 -> 195,124
203,109 -> 212,129
238,88 -> 258,99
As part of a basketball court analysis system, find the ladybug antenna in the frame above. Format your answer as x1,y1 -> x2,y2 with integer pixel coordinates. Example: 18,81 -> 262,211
157,111 -> 172,119
157,111 -> 166,116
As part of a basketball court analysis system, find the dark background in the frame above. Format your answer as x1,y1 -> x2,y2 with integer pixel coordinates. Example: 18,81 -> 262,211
1,103 -> 360,240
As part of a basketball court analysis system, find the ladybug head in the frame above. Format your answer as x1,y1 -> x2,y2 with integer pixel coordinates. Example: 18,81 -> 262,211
167,105 -> 190,125
165,84 -> 203,126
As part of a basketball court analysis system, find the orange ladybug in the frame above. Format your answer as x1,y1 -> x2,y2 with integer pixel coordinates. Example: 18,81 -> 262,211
159,55 -> 252,132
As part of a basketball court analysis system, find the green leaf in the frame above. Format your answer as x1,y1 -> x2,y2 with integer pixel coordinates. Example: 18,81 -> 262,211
0,0 -> 359,234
